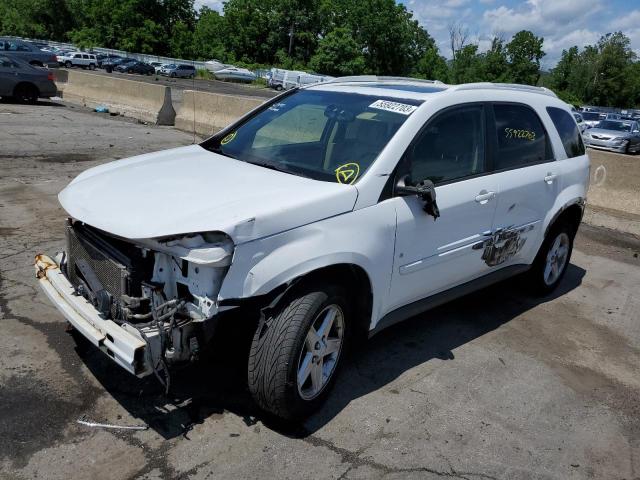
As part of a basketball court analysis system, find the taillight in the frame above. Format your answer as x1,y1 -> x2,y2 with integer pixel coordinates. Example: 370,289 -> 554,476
47,72 -> 55,81
51,55 -> 57,62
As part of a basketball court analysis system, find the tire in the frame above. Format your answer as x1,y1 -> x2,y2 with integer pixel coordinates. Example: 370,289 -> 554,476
127,69 -> 133,74
89,63 -> 95,70
275,84 -> 283,91
64,61 -> 72,68
170,72 -> 176,78
248,284 -> 350,420
528,222 -> 574,295
13,83 -> 39,104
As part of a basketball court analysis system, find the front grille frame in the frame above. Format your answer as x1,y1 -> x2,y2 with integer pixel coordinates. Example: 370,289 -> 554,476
65,222 -> 153,320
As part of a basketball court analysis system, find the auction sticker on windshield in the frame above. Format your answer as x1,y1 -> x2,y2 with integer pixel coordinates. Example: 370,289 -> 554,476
369,100 -> 418,115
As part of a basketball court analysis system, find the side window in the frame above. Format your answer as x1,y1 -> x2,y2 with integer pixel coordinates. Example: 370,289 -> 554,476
493,103 -> 552,170
547,107 -> 585,158
410,105 -> 486,185
74,54 -> 82,59
82,54 -> 89,59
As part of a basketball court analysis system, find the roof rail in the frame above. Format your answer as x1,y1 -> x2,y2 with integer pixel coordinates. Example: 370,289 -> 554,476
328,75 -> 445,85
449,82 -> 557,98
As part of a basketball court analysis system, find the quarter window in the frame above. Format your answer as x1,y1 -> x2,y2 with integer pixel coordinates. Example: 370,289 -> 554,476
409,105 -> 486,184
547,107 -> 586,158
493,104 -> 552,169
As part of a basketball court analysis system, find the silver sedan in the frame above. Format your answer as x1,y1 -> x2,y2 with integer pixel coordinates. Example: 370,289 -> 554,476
582,120 -> 640,154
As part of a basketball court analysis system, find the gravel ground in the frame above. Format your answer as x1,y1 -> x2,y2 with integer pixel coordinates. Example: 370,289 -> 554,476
1,100 -> 639,480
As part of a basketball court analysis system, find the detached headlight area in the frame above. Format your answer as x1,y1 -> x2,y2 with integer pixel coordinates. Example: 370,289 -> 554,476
42,219 -> 235,384
137,232 -> 234,321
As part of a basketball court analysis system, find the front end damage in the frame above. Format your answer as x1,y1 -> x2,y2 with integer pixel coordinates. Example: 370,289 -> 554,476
35,220 -> 233,388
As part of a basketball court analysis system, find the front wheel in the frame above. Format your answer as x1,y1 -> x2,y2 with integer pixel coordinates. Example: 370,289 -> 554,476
64,61 -> 72,68
248,285 -> 349,420
528,223 -> 574,295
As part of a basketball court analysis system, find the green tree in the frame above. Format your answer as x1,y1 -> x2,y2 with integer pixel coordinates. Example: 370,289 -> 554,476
309,27 -> 365,75
505,30 -> 545,85
192,7 -> 228,60
483,37 -> 511,83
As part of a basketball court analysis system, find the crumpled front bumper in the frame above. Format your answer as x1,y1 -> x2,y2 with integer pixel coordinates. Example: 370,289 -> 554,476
34,253 -> 152,377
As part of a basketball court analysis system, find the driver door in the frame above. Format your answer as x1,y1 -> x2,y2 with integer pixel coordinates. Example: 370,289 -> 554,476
385,104 -> 500,313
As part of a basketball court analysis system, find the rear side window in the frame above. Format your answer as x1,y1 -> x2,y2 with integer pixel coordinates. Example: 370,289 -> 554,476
493,104 -> 552,170
547,107 -> 585,158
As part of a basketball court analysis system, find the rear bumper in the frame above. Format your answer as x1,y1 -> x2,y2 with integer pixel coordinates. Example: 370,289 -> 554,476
34,253 -> 152,377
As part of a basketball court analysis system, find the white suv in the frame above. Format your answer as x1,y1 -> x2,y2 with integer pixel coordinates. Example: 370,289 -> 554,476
60,51 -> 97,70
35,78 -> 589,420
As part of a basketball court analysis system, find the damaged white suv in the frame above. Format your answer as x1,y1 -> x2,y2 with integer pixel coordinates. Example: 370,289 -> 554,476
36,77 -> 589,420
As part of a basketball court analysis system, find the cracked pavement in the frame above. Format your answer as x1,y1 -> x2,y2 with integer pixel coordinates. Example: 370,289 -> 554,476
1,100 -> 639,480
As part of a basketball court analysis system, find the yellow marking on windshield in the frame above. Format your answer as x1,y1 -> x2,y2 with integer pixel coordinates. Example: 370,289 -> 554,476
221,131 -> 237,145
335,163 -> 360,184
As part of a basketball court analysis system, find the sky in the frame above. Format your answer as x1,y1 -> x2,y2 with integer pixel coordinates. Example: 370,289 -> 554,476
194,0 -> 640,68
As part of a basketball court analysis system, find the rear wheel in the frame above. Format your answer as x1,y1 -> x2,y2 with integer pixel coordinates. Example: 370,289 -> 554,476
13,83 -> 38,104
89,63 -> 96,70
248,285 -> 350,420
528,222 -> 574,295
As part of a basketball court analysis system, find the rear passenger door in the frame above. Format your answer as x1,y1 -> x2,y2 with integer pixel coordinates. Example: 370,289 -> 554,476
485,103 -> 558,266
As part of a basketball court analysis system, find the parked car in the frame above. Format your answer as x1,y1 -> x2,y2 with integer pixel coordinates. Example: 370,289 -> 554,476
115,61 -> 155,75
0,55 -> 57,103
102,57 -> 136,72
269,68 -> 305,90
60,52 -> 97,70
580,111 -> 602,128
0,37 -> 58,68
573,112 -> 588,134
35,78 -> 589,421
583,119 -> 640,154
96,54 -> 121,68
214,67 -> 256,83
605,113 -> 622,121
148,61 -> 163,72
160,64 -> 196,78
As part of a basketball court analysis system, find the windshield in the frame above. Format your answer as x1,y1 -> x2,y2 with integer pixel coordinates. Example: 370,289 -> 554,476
581,112 -> 601,121
597,120 -> 632,132
202,89 -> 422,183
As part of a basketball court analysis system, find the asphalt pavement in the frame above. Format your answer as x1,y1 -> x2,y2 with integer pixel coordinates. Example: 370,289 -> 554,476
1,99 -> 639,480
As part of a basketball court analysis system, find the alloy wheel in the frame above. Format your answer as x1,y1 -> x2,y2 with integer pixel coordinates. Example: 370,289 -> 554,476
544,232 -> 570,286
297,304 -> 345,400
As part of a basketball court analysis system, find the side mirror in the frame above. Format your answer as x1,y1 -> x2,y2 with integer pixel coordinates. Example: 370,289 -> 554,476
395,174 -> 440,220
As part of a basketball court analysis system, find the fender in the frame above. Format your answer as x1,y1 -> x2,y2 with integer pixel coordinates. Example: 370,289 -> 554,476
217,201 -> 398,328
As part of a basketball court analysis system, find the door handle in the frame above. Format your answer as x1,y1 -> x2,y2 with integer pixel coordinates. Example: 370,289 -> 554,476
475,190 -> 496,204
544,173 -> 558,184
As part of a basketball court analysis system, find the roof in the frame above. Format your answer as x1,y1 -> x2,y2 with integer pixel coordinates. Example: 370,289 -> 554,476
309,76 -> 558,100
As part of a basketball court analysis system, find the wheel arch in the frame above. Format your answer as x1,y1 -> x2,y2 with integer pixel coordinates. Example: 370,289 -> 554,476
13,81 -> 39,97
544,197 -> 584,240
220,261 -> 375,342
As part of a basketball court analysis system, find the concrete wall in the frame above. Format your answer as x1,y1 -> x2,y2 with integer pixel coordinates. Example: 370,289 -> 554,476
175,90 -> 265,137
585,149 -> 640,237
57,70 -> 175,125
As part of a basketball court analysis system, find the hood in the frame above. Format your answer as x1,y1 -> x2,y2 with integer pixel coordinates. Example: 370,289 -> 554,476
59,145 -> 358,243
586,128 -> 631,139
